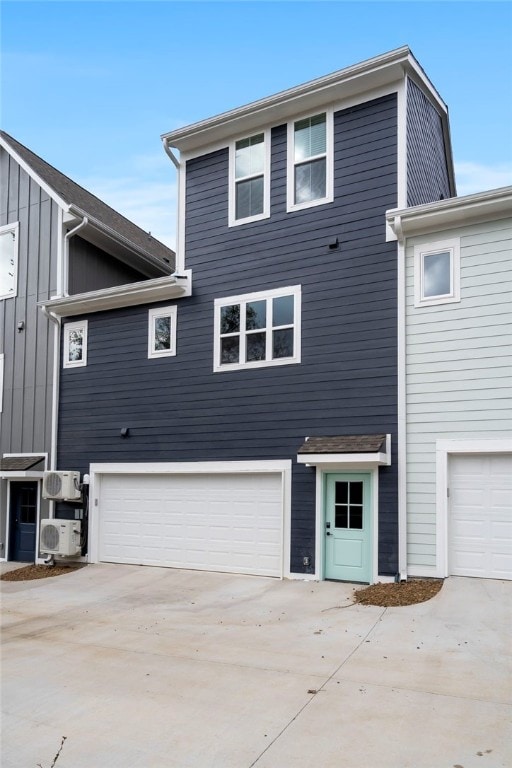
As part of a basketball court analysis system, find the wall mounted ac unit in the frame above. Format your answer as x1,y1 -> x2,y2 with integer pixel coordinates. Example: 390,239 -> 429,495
40,519 -> 82,557
43,471 -> 81,501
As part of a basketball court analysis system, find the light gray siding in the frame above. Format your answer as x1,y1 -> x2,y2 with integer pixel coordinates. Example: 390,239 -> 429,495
405,217 -> 512,573
0,148 -> 58,458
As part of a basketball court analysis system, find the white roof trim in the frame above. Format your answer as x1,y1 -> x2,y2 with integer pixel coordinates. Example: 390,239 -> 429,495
0,471 -> 45,479
387,186 -> 512,240
297,451 -> 390,467
0,134 -> 70,213
39,271 -> 192,317
162,47 -> 447,153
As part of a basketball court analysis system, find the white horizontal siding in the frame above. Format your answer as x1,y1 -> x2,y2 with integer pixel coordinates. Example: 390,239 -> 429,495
405,217 -> 512,572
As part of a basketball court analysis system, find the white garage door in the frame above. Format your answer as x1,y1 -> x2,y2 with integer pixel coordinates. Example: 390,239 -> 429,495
449,454 -> 512,580
98,472 -> 283,577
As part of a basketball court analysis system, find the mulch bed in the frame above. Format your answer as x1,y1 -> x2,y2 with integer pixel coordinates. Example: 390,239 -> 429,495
0,564 -> 87,582
355,578 -> 443,607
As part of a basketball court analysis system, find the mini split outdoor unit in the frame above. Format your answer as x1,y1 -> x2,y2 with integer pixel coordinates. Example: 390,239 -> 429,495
40,519 -> 82,557
42,471 -> 81,501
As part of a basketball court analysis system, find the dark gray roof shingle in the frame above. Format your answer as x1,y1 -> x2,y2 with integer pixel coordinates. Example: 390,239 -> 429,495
0,131 -> 175,271
0,456 -> 45,471
298,435 -> 386,454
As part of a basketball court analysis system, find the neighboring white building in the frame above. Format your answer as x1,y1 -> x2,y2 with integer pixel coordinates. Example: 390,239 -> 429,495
387,187 -> 512,581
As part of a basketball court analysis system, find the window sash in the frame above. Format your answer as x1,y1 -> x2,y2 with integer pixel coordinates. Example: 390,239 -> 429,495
215,287 -> 301,371
229,131 -> 270,226
287,111 -> 332,211
0,223 -> 19,300
63,321 -> 88,368
148,306 -> 177,358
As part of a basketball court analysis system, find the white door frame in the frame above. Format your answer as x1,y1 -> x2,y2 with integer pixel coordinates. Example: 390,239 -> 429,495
88,460 -> 292,578
435,439 -> 512,577
314,464 -> 383,583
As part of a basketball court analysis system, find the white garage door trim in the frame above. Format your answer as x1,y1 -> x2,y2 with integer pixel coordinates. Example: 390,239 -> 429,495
88,461 -> 292,578
436,439 -> 512,578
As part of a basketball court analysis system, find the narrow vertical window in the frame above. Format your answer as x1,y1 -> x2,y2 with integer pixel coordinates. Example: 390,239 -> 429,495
63,320 -> 88,368
229,130 -> 270,226
148,306 -> 177,358
0,222 -> 19,300
287,111 -> 333,211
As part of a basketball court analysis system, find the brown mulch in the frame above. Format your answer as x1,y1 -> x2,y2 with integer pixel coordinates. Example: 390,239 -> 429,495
0,564 -> 87,582
355,578 -> 443,607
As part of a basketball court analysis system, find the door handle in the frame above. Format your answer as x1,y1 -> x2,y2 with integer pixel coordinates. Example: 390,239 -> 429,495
326,532 -> 333,536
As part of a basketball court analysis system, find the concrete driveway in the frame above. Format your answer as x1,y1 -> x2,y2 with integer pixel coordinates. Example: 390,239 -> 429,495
1,564 -> 511,768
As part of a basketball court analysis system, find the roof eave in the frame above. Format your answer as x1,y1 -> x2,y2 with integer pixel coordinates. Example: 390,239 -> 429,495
39,271 -> 192,318
67,205 -> 175,275
162,47 -> 438,153
386,186 -> 512,239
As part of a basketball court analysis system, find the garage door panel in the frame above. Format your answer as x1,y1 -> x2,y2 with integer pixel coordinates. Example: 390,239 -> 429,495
98,472 -> 283,577
449,454 -> 512,580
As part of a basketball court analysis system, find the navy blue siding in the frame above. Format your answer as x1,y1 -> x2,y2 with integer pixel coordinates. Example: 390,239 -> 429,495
58,94 -> 399,575
407,79 -> 452,205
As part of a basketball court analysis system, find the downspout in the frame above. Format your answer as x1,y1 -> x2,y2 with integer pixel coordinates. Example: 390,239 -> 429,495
63,216 -> 88,297
162,138 -> 185,275
394,214 -> 408,581
40,305 -> 61,474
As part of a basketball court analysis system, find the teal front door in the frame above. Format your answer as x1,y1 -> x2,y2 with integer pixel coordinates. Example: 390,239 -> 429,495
324,473 -> 372,583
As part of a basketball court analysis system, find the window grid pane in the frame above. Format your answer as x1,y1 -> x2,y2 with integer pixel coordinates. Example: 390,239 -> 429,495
218,292 -> 297,368
423,251 -> 452,298
153,316 -> 171,351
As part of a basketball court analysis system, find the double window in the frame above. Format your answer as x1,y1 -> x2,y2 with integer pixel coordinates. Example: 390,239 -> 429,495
214,286 -> 301,372
63,321 -> 88,368
148,306 -> 177,358
0,222 -> 19,300
414,239 -> 460,307
229,130 -> 270,226
287,110 -> 333,211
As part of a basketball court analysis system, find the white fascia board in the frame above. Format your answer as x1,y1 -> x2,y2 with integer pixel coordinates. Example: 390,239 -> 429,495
297,452 -> 389,467
38,270 -> 192,318
387,186 -> 512,240
162,47 -> 422,153
0,471 -> 45,479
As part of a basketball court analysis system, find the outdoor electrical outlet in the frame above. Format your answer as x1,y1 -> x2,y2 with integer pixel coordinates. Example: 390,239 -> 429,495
303,556 -> 310,566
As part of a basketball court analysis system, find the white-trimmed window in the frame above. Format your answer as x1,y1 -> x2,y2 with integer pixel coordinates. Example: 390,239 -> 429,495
63,320 -> 88,368
148,305 -> 177,358
414,238 -> 461,307
287,110 -> 333,212
214,286 -> 301,372
0,222 -> 19,300
229,130 -> 270,226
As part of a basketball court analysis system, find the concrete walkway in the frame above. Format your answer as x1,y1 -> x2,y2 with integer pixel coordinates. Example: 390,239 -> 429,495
1,564 -> 511,768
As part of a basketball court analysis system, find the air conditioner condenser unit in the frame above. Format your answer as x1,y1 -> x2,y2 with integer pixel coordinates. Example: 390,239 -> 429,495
43,471 -> 81,501
40,519 -> 82,557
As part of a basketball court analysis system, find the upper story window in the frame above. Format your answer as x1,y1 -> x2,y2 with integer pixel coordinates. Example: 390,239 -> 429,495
414,238 -> 461,307
214,285 -> 301,372
148,305 -> 177,358
0,222 -> 19,300
287,110 -> 333,212
63,320 -> 88,368
229,130 -> 270,226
